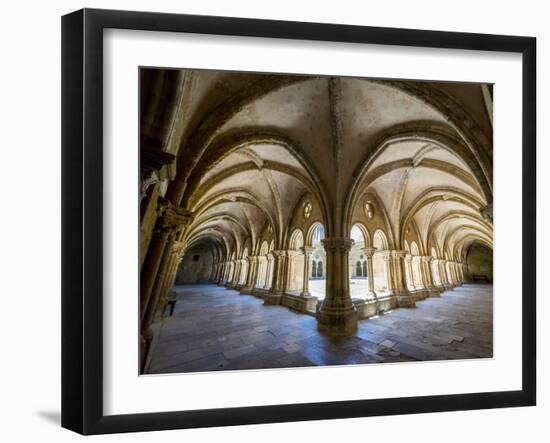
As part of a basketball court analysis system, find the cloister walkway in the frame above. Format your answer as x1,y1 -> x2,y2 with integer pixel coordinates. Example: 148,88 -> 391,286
147,283 -> 493,374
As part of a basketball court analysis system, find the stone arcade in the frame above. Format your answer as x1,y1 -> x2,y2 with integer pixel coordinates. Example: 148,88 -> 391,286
139,69 -> 493,373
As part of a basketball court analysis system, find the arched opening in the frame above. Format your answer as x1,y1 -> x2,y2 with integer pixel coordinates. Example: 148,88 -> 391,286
175,242 -> 214,284
307,223 -> 326,299
238,247 -> 249,286
287,229 -> 305,292
255,240 -> 270,288
348,223 -> 372,300
465,242 -> 493,283
373,229 -> 389,293
140,68 -> 494,373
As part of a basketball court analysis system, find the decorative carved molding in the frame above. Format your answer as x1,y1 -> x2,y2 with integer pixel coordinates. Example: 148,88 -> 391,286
480,204 -> 493,224
361,246 -> 377,257
155,198 -> 194,234
364,201 -> 375,220
140,140 -> 176,200
321,238 -> 354,253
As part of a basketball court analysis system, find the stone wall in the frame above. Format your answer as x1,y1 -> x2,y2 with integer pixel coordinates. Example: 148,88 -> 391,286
176,244 -> 214,284
466,244 -> 493,283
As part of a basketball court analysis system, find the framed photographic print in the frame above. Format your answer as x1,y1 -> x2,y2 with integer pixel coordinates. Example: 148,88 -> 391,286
61,8 -> 536,435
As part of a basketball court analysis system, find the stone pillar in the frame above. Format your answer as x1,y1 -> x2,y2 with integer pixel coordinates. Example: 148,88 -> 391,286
299,246 -> 313,296
270,251 -> 288,293
411,256 -> 424,289
140,200 -> 192,325
263,251 -> 287,304
255,256 -> 266,288
458,263 -> 465,282
431,259 -> 445,291
361,247 -> 377,298
390,251 -> 415,307
218,262 -> 227,285
421,256 -> 440,296
317,238 -> 358,336
140,203 -> 192,371
240,256 -> 258,294
449,262 -> 458,286
454,262 -> 463,286
404,254 -> 415,290
440,260 -> 453,290
263,254 -> 274,289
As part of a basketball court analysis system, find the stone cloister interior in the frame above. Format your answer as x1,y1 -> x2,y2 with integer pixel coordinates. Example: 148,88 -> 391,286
140,68 -> 494,374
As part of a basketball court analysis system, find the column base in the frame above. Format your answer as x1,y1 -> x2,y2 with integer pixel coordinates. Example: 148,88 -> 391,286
140,323 -> 161,374
394,291 -> 417,308
364,291 -> 377,300
316,307 -> 358,336
281,293 -> 317,313
427,286 -> 442,297
410,288 -> 429,301
263,292 -> 283,305
239,286 -> 254,294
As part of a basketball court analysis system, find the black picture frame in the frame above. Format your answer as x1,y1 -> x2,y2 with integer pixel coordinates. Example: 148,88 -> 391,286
61,8 -> 536,435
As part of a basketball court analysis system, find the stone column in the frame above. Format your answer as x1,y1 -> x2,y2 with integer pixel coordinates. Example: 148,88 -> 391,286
240,256 -> 258,294
421,256 -> 440,296
300,246 -> 313,296
255,256 -> 266,288
454,262 -> 463,286
361,246 -> 377,298
431,259 -> 444,291
270,251 -> 288,293
140,208 -> 192,371
154,241 -> 186,320
317,238 -> 358,336
411,256 -> 424,289
263,251 -> 287,304
404,254 -> 415,290
140,200 -> 192,325
390,251 -> 415,307
218,262 -> 226,285
379,251 -> 393,293
449,262 -> 457,286
263,254 -> 274,289
458,263 -> 465,282
440,260 -> 453,290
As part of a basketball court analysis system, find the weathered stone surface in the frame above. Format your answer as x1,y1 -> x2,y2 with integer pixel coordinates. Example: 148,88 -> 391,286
146,283 -> 493,374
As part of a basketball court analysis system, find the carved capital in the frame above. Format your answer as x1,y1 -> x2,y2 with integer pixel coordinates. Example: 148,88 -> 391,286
480,204 -> 493,224
391,250 -> 408,259
321,237 -> 354,253
375,250 -> 392,261
172,241 -> 186,255
361,246 -> 377,257
300,246 -> 314,255
286,250 -> 302,258
155,198 -> 194,234
140,143 -> 176,199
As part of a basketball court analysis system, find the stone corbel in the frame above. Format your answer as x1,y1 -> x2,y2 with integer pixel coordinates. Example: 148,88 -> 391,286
155,198 -> 194,234
140,141 -> 176,201
480,203 -> 493,224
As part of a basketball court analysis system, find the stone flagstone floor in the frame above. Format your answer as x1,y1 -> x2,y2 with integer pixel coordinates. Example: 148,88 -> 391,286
146,283 -> 493,374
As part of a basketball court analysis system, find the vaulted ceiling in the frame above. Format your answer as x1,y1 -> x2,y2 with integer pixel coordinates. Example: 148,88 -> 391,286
141,68 -> 493,261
